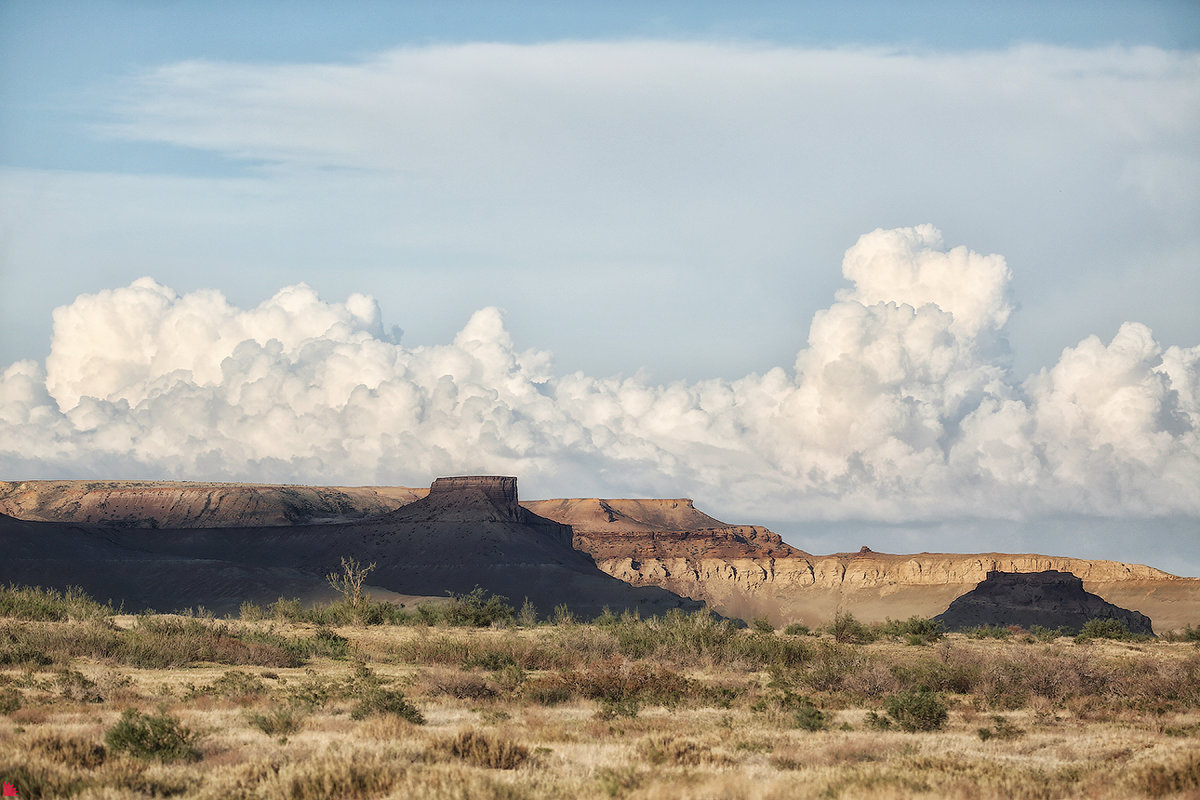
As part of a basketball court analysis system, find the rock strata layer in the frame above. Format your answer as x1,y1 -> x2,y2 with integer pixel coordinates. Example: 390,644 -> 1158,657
3,481 -> 1197,631
0,478 -> 699,620
0,480 -> 423,528
933,570 -> 1155,634
524,498 -> 1200,632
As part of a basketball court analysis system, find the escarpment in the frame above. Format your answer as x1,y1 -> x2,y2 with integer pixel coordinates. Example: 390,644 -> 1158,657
0,477 -> 700,619
0,480 -> 425,528
526,498 -> 1200,632
4,480 -> 1197,631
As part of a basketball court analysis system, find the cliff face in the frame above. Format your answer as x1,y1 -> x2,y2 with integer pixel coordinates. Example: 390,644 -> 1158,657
4,482 -> 1197,631
934,570 -> 1155,634
528,498 -> 1199,632
0,480 -> 425,528
0,478 -> 701,619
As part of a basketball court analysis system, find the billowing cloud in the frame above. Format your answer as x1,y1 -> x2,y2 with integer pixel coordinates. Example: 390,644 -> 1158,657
3,226 -> 1197,526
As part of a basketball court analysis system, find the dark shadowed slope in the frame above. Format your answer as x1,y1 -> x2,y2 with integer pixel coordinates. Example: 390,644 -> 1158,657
933,570 -> 1155,634
0,477 -> 700,618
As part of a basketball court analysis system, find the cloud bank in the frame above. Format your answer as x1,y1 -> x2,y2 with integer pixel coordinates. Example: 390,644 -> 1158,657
3,226 -> 1197,525
4,41 -> 1197,384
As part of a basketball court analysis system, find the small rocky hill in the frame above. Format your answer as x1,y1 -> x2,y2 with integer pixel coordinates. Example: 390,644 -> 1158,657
933,570 -> 1155,634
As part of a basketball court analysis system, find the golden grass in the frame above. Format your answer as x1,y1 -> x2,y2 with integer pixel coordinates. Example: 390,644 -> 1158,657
1,617 -> 1198,799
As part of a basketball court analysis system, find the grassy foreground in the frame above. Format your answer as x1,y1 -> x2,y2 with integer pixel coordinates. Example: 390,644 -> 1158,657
0,586 -> 1198,799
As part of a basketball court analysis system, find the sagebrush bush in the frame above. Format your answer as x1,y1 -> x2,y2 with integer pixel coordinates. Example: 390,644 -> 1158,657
349,687 -> 424,724
0,584 -> 113,621
977,714 -> 1023,741
884,689 -> 948,732
433,730 -> 529,769
1076,618 -> 1135,642
104,708 -> 199,761
246,704 -> 308,736
641,734 -> 721,766
0,686 -> 21,714
439,587 -> 516,627
789,699 -> 828,731
878,616 -> 944,645
828,612 -> 876,644
56,668 -> 102,703
203,669 -> 268,700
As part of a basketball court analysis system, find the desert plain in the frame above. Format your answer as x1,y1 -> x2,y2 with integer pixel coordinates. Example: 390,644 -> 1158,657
0,477 -> 1198,799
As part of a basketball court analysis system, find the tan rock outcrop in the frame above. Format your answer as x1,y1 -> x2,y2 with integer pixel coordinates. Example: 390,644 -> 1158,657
0,480 -> 425,528
527,498 -> 1200,633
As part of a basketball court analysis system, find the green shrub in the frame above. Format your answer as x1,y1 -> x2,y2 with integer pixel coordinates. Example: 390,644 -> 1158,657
524,678 -> 572,706
439,587 -> 516,627
247,704 -> 308,736
1161,625 -> 1200,643
977,714 -> 1024,741
517,598 -> 539,627
884,689 -> 948,732
308,626 -> 351,659
788,699 -> 828,731
349,687 -> 424,724
0,686 -> 21,714
784,623 -> 811,636
879,616 -> 944,645
752,618 -> 775,634
864,710 -> 892,730
104,708 -> 199,761
267,597 -> 305,622
641,734 -> 717,766
596,696 -> 640,719
1029,625 -> 1073,642
0,584 -> 113,621
1076,618 -> 1134,642
238,601 -> 267,621
828,612 -> 876,644
204,669 -> 268,700
56,668 -> 103,703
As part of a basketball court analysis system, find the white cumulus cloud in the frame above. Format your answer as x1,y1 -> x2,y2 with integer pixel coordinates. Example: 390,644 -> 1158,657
2,227 -> 1197,529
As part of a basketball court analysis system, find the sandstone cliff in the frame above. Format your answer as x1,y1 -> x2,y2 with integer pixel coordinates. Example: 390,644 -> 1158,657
0,480 -> 424,528
4,482 -> 1196,631
525,498 -> 1200,633
0,478 -> 699,620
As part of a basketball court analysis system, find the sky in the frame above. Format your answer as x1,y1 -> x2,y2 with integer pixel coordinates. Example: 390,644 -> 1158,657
1,1 -> 1198,574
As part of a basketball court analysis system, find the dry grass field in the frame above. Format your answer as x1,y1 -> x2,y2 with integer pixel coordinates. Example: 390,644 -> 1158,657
1,586 -> 1199,799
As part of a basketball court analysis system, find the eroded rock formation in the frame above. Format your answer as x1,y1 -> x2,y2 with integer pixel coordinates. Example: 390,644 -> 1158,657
3,480 -> 1197,630
525,498 -> 1199,632
0,477 -> 698,619
0,480 -> 424,528
933,570 -> 1155,634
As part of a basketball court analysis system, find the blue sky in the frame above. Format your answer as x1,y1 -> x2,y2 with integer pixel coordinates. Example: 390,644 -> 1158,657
1,1 -> 1198,572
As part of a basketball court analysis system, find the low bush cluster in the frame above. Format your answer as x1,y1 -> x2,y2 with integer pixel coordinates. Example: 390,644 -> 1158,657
431,730 -> 529,769
104,708 -> 199,761
884,689 -> 948,732
0,584 -> 113,621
